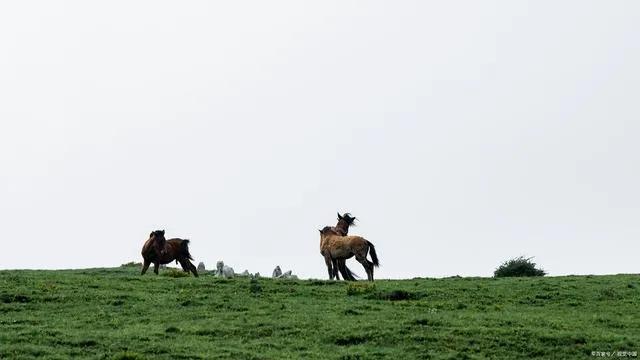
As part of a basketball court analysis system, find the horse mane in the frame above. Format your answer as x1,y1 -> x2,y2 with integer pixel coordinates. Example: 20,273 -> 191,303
338,213 -> 357,226
342,213 -> 356,223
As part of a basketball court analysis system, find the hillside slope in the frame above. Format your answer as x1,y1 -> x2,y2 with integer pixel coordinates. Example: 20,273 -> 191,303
1,267 -> 638,359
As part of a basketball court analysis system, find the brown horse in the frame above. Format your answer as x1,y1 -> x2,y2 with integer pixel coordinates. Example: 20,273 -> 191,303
333,212 -> 357,235
141,230 -> 198,277
319,226 -> 379,281
319,226 -> 343,281
329,212 -> 358,281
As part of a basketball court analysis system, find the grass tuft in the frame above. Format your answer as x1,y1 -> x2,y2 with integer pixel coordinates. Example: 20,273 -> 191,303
114,352 -> 145,360
249,278 -> 262,296
333,334 -> 368,346
346,283 -> 376,296
370,289 -> 425,301
0,294 -> 31,303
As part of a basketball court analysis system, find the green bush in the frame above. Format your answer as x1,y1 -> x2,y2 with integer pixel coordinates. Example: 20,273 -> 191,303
161,268 -> 190,278
120,261 -> 142,268
494,256 -> 546,277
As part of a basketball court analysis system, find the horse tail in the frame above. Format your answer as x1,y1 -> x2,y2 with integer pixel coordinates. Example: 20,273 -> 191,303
180,239 -> 194,261
366,240 -> 380,267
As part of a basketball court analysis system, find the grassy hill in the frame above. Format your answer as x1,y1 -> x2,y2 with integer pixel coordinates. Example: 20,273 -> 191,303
0,266 -> 638,359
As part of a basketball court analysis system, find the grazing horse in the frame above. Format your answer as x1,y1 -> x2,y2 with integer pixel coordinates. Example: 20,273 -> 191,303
141,230 -> 198,277
319,226 -> 380,281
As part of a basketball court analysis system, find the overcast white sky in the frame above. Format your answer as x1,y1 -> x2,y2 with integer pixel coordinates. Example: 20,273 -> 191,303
1,1 -> 639,279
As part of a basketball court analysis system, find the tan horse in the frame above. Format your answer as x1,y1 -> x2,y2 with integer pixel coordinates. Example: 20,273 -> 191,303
329,212 -> 358,281
319,226 -> 379,281
141,230 -> 198,277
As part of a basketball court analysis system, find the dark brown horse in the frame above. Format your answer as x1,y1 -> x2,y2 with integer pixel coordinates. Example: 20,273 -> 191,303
333,212 -> 357,236
329,212 -> 358,281
141,230 -> 198,277
319,226 -> 379,281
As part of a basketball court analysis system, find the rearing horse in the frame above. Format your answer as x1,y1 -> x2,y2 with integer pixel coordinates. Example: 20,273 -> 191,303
141,230 -> 198,277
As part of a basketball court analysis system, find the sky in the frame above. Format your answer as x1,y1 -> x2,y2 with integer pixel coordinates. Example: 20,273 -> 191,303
1,1 -> 639,279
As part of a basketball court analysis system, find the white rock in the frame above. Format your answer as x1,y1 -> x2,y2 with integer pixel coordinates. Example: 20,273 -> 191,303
238,270 -> 250,277
215,261 -> 235,278
278,270 -> 298,279
272,266 -> 282,278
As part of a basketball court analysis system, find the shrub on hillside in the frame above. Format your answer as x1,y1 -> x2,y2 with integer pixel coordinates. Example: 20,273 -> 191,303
161,268 -> 190,278
494,256 -> 546,277
120,261 -> 142,268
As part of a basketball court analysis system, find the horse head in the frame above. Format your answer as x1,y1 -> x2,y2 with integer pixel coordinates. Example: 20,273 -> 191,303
319,226 -> 340,238
338,213 -> 356,225
334,212 -> 356,235
149,229 -> 166,244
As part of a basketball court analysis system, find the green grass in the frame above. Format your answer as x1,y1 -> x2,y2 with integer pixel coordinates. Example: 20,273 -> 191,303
0,267 -> 638,359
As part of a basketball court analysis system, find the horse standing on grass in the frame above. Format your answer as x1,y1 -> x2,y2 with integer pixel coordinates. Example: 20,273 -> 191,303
141,230 -> 198,277
327,212 -> 358,281
319,226 -> 379,281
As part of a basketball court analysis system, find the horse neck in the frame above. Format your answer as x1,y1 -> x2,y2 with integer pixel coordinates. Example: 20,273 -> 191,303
320,235 -> 331,250
142,238 -> 154,254
153,239 -> 164,251
334,220 -> 351,235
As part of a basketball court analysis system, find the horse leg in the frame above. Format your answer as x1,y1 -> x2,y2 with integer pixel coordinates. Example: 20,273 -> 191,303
361,248 -> 375,281
338,260 -> 356,281
324,255 -> 334,280
367,260 -> 374,281
355,254 -> 372,281
186,259 -> 198,277
141,259 -> 151,275
331,258 -> 341,280
178,259 -> 189,272
177,257 -> 198,277
153,262 -> 160,275
338,260 -> 355,281
365,247 -> 375,281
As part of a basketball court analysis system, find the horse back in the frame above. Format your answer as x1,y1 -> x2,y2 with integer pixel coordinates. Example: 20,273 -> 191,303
344,235 -> 368,250
328,234 -> 366,246
324,234 -> 368,257
166,238 -> 186,253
